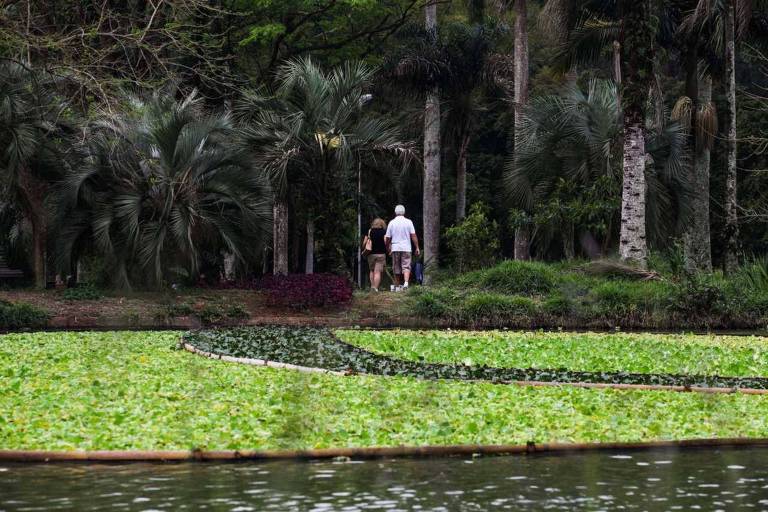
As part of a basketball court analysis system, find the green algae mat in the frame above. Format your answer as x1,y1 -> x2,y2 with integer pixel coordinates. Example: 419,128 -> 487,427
3,330 -> 768,451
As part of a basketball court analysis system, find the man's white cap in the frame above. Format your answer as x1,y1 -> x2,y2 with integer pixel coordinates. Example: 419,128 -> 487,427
395,204 -> 406,215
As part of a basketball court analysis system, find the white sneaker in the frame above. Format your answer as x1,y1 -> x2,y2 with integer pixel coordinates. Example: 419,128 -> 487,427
402,282 -> 409,290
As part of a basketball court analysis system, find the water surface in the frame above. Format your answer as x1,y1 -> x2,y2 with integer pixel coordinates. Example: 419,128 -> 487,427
2,447 -> 768,510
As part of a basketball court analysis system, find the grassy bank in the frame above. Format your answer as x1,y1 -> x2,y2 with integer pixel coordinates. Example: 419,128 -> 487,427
405,260 -> 768,329
3,331 -> 768,450
337,330 -> 768,378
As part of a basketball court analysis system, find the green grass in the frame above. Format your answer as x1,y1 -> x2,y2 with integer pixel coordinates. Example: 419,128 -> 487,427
3,331 -> 768,451
336,330 -> 768,378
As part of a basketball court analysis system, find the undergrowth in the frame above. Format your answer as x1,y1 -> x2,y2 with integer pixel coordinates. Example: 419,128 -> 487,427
408,259 -> 768,329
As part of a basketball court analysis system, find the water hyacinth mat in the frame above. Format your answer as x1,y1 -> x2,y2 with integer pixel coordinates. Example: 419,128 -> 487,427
183,327 -> 768,390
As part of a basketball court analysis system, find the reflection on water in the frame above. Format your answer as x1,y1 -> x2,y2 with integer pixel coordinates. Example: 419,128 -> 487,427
2,447 -> 768,511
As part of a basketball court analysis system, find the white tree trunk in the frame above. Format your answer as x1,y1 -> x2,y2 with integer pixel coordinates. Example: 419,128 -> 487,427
272,200 -> 289,275
223,252 -> 235,281
619,119 -> 648,268
305,218 -> 314,274
513,0 -> 530,260
724,1 -> 739,273
422,0 -> 441,284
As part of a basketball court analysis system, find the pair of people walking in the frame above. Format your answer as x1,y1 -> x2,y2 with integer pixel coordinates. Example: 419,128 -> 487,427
364,205 -> 420,292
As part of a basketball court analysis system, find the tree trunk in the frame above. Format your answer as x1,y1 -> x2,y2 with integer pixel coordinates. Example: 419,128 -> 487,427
272,200 -> 289,275
618,0 -> 653,269
31,220 -> 46,289
513,0 -> 530,260
613,40 -> 622,86
514,227 -> 531,260
455,133 -> 470,221
619,116 -> 648,268
422,0 -> 441,284
563,222 -> 575,260
18,167 -> 47,288
684,73 -> 713,273
305,218 -> 314,274
724,1 -> 739,273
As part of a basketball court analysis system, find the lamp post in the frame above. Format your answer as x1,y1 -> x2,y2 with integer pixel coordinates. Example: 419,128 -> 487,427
356,93 -> 373,289
357,158 -> 362,288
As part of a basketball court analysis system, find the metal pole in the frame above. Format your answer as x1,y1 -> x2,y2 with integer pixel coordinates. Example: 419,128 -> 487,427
357,159 -> 362,288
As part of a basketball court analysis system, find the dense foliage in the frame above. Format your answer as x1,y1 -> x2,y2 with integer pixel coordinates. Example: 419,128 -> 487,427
56,90 -> 272,289
0,300 -> 48,330
1,1 -> 767,289
407,259 -> 768,329
6,330 -> 768,450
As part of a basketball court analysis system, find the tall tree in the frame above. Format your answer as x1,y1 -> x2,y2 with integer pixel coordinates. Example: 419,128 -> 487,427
724,0 -> 739,273
684,0 -> 768,272
0,62 -> 68,288
423,0 -> 442,283
505,79 -> 688,257
513,0 -> 531,260
618,0 -> 655,268
238,58 -> 414,276
676,69 -> 716,272
57,90 -> 272,289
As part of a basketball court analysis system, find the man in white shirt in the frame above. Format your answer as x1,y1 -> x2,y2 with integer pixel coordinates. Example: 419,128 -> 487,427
385,205 -> 420,289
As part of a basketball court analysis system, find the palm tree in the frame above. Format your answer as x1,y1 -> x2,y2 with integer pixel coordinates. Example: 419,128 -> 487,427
0,61 -> 69,288
513,0 -> 531,260
238,58 -> 415,275
542,0 -> 660,266
423,0 -> 441,283
683,0 -> 768,273
443,24 -> 500,222
56,90 -> 272,289
618,0 -> 656,268
505,79 -> 689,257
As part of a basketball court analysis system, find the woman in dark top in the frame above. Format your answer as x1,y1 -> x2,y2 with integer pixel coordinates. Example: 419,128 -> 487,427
366,218 -> 387,291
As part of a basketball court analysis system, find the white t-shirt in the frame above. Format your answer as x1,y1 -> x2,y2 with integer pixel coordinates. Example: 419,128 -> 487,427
385,216 -> 416,252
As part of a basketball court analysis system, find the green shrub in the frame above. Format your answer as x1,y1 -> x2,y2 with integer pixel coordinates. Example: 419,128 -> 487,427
588,280 -> 673,318
591,281 -> 636,315
452,260 -> 557,295
668,275 -> 728,317
166,303 -> 195,317
198,304 -> 224,324
542,294 -> 574,316
62,283 -> 102,301
410,289 -> 452,319
735,256 -> 768,294
445,203 -> 500,272
460,293 -> 536,322
225,303 -> 250,319
0,300 -> 48,330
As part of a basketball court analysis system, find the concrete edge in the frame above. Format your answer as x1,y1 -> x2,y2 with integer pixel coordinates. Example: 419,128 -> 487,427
2,438 -> 768,463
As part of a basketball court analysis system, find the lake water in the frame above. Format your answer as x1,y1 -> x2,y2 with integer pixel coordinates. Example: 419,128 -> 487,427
2,447 -> 768,511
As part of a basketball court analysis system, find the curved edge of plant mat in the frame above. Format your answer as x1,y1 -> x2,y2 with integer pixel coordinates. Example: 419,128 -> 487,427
3,438 -> 768,463
181,341 -> 347,376
180,339 -> 768,396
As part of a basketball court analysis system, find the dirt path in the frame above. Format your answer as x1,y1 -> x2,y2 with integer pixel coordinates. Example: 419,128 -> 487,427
0,288 -> 408,329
